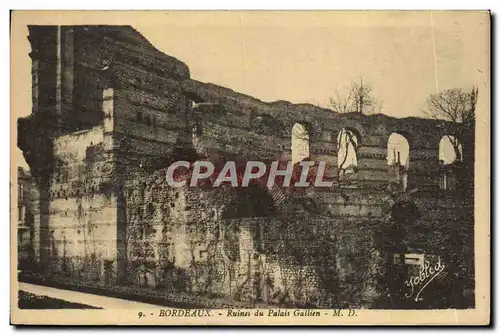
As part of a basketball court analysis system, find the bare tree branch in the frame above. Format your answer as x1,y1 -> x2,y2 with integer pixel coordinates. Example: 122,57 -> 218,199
330,90 -> 355,114
424,86 -> 478,162
425,87 -> 477,124
376,100 -> 384,114
338,130 -> 350,174
330,77 -> 380,115
351,77 -> 375,114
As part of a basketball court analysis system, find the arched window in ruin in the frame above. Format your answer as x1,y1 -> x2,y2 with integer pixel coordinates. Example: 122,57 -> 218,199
438,135 -> 463,190
337,128 -> 359,181
291,123 -> 310,164
439,135 -> 462,165
387,133 -> 410,191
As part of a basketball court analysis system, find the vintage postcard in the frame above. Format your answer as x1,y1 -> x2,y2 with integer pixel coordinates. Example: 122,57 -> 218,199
10,10 -> 490,325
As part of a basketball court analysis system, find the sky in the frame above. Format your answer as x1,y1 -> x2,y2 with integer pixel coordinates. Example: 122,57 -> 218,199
135,11 -> 489,115
11,11 -> 489,169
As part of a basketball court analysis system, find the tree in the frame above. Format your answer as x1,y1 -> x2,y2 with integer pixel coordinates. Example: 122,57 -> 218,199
425,86 -> 478,124
330,77 -> 382,115
330,78 -> 379,185
337,129 -> 358,185
351,77 -> 376,114
330,90 -> 355,114
424,86 -> 479,163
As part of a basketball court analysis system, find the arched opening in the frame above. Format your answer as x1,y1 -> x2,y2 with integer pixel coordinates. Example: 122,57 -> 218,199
439,135 -> 462,164
438,135 -> 463,190
337,128 -> 359,186
387,133 -> 410,191
291,123 -> 310,164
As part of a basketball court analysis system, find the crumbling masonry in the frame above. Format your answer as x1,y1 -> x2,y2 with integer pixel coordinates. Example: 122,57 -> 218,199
18,26 -> 474,308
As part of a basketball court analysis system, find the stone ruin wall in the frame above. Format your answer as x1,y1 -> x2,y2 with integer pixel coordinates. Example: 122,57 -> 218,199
118,169 -> 387,307
18,26 -> 472,307
116,168 -> 469,307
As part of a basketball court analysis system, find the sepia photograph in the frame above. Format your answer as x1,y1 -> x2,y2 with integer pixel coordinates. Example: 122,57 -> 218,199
10,10 -> 490,325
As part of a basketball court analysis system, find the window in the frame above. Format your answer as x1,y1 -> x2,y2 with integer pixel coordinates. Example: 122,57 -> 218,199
337,128 -> 358,176
439,135 -> 462,190
387,133 -> 410,191
439,135 -> 462,165
291,123 -> 310,164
